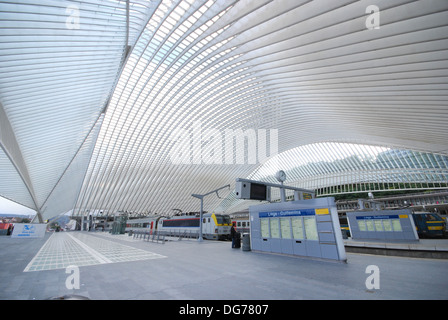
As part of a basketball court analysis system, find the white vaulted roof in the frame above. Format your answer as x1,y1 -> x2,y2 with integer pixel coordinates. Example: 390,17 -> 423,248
0,0 -> 156,219
0,0 -> 447,220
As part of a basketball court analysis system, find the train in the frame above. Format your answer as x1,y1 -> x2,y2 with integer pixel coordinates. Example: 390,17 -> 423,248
338,216 -> 351,238
125,213 -> 232,240
412,212 -> 446,238
231,217 -> 250,234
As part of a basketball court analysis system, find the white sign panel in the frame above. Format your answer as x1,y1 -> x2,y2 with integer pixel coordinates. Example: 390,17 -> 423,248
11,223 -> 46,238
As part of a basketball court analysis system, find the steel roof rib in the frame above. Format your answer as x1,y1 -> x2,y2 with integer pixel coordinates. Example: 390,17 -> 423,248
0,0 -> 155,220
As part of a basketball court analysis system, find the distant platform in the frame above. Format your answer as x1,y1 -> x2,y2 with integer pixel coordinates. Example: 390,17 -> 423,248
344,238 -> 448,259
0,231 -> 447,300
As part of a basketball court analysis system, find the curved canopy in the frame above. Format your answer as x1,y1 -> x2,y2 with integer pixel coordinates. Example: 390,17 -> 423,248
217,143 -> 448,213
0,0 -> 447,220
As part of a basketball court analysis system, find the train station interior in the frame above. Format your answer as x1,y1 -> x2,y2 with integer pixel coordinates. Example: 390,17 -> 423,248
1,0 -> 448,303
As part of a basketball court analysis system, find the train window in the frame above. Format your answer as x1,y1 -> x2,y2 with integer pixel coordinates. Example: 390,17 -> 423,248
237,222 -> 241,227
215,215 -> 231,224
223,215 -> 231,224
163,218 -> 200,227
208,218 -> 210,223
247,222 -> 250,227
242,222 -> 246,227
203,218 -> 206,223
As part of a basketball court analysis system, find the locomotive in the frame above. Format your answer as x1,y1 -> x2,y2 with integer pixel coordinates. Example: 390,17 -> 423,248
125,213 -> 232,240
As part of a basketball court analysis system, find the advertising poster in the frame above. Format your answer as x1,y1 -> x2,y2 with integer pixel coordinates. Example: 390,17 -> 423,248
270,218 -> 280,238
374,220 -> 383,232
292,217 -> 304,239
383,219 -> 392,231
358,220 -> 367,231
304,217 -> 318,240
280,218 -> 291,239
392,219 -> 402,232
366,220 -> 375,231
261,219 -> 270,238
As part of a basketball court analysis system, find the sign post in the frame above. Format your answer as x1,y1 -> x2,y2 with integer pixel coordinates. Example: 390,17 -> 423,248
192,184 -> 230,242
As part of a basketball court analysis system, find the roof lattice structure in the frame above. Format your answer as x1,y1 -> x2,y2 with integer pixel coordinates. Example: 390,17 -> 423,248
0,0 -> 447,220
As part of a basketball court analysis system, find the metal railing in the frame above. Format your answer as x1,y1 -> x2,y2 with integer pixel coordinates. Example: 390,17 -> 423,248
160,229 -> 199,241
130,229 -> 201,242
131,230 -> 165,244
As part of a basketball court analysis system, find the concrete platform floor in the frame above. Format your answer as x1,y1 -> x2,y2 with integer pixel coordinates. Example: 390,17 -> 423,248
0,231 -> 447,300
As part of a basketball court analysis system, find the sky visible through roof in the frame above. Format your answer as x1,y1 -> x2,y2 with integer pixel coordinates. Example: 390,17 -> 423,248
0,196 -> 36,216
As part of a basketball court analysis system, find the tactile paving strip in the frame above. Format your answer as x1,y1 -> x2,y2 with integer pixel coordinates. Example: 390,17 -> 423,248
24,232 -> 166,272
70,232 -> 165,263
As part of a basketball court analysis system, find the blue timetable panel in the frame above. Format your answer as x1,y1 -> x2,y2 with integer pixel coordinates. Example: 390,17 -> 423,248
347,209 -> 418,241
249,197 -> 346,262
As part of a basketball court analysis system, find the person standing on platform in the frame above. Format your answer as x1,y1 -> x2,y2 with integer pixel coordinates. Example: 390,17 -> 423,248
231,225 -> 237,248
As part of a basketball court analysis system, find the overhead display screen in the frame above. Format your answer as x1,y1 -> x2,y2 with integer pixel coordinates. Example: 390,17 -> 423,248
250,182 -> 268,200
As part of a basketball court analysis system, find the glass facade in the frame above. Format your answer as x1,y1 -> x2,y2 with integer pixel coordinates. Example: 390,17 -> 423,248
218,143 -> 448,213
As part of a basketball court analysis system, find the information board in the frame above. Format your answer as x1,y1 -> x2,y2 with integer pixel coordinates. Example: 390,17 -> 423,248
249,197 -> 346,261
347,209 -> 418,241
